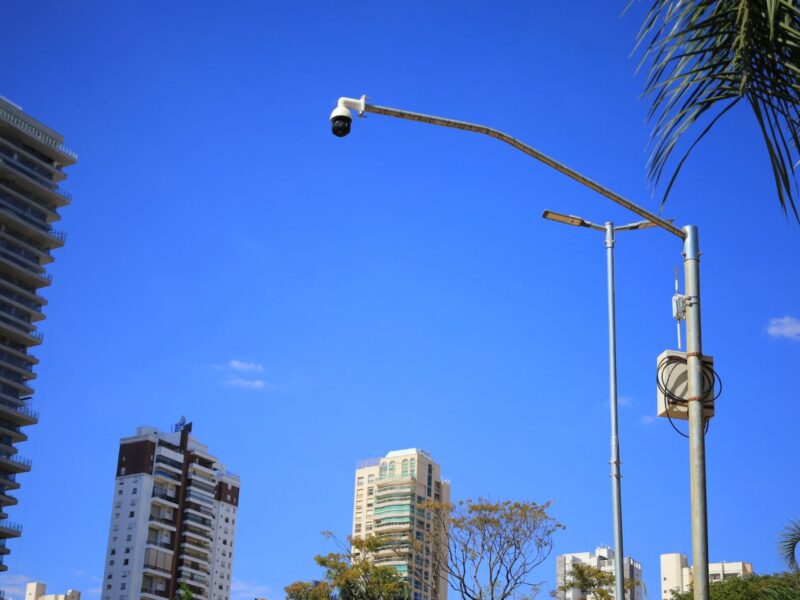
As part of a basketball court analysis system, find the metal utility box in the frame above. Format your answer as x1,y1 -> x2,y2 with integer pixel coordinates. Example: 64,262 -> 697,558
656,350 -> 715,420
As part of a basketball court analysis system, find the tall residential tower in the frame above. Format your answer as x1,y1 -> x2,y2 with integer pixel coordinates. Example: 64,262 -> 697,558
101,422 -> 240,600
353,448 -> 450,600
0,96 -> 77,570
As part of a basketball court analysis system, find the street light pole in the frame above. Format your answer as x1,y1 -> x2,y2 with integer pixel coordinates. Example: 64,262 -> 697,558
542,212 -> 659,600
605,222 -> 625,600
332,97 -> 710,600
683,225 -> 709,600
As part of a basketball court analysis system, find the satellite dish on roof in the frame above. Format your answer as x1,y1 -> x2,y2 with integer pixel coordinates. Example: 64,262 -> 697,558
173,415 -> 187,432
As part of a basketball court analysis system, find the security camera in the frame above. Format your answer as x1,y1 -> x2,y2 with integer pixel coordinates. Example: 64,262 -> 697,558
330,105 -> 352,137
330,95 -> 367,137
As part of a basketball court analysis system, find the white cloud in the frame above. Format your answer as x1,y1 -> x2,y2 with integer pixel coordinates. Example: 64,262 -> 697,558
228,360 -> 264,372
767,316 -> 800,340
231,579 -> 271,600
640,415 -> 655,426
618,395 -> 634,407
227,377 -> 267,390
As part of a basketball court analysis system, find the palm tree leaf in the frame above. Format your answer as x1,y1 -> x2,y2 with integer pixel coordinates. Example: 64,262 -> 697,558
779,518 -> 800,570
634,0 -> 800,219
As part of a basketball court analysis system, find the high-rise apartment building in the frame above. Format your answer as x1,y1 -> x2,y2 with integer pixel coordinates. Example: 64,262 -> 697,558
101,422 -> 240,600
660,553 -> 753,599
555,547 -> 643,600
0,96 -> 76,570
353,448 -> 450,600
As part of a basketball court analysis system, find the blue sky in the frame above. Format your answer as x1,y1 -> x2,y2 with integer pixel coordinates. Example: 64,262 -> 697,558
1,1 -> 799,599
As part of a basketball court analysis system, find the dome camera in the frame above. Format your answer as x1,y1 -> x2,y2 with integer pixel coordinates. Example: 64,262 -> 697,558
329,95 -> 367,138
330,105 -> 352,137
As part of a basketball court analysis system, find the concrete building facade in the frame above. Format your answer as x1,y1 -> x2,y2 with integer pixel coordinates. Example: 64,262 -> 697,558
353,448 -> 450,600
0,96 -> 76,570
555,547 -> 643,600
25,582 -> 80,600
101,421 -> 240,600
660,553 -> 753,599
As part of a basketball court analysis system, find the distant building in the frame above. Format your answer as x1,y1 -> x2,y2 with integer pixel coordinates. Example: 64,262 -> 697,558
353,448 -> 450,600
0,96 -> 77,570
100,421 -> 240,600
660,553 -> 753,599
24,582 -> 80,600
555,546 -> 643,600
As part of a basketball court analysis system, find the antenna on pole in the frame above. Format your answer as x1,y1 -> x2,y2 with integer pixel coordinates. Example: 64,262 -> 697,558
672,267 -> 685,350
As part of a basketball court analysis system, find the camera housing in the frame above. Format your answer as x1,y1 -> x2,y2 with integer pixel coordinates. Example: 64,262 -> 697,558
330,105 -> 352,137
329,96 -> 367,137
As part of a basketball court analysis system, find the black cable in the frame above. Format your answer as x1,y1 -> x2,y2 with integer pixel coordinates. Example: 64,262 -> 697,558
656,354 -> 722,438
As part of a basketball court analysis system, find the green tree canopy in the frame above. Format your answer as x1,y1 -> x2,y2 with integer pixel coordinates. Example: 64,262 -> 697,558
669,572 -> 800,599
285,535 -> 409,600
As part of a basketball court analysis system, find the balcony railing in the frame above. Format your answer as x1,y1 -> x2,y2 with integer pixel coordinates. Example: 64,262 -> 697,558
0,105 -> 78,159
0,158 -> 71,200
0,520 -> 21,533
151,490 -> 179,503
0,454 -> 31,468
140,587 -> 169,598
0,400 -> 38,421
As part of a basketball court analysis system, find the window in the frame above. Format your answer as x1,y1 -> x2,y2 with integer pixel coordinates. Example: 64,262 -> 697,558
388,461 -> 396,477
126,534 -> 132,541
129,511 -> 134,518
367,474 -> 374,484
367,487 -> 373,496
357,477 -> 364,487
124,547 -> 130,554
355,524 -> 362,533
118,490 -> 123,495
124,559 -> 129,565
401,459 -> 409,476
109,559 -> 115,566
132,487 -> 137,494
110,549 -> 116,555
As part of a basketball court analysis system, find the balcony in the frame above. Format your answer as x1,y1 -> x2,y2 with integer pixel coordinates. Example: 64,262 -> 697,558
0,494 -> 17,507
151,489 -> 179,506
140,587 -> 169,599
0,520 -> 21,538
149,516 -> 176,532
153,468 -> 181,483
0,158 -> 70,205
0,400 -> 37,426
145,538 -> 174,552
0,104 -> 78,162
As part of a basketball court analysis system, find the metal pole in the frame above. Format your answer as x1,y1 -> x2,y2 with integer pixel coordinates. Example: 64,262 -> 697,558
683,225 -> 709,600
605,223 -> 625,600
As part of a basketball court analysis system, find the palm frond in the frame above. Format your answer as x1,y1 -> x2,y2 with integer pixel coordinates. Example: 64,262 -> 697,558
779,518 -> 800,571
634,0 -> 800,219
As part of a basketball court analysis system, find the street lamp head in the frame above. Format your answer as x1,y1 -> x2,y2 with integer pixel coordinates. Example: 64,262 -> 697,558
542,209 -> 604,231
330,96 -> 367,138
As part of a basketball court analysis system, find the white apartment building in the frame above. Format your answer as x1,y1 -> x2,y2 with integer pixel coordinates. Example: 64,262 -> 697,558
353,449 -> 450,600
101,421 -> 240,600
660,553 -> 753,599
24,582 -> 80,600
555,547 -> 643,600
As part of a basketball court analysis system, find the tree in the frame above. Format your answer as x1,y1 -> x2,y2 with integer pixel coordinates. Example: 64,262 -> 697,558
780,519 -> 800,571
285,534 -> 409,600
633,0 -> 800,218
552,563 -> 636,600
425,499 -> 564,600
669,572 -> 800,599
177,583 -> 194,600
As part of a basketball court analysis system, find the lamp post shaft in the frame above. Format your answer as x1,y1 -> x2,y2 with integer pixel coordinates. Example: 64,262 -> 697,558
683,225 -> 709,600
605,223 -> 626,600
